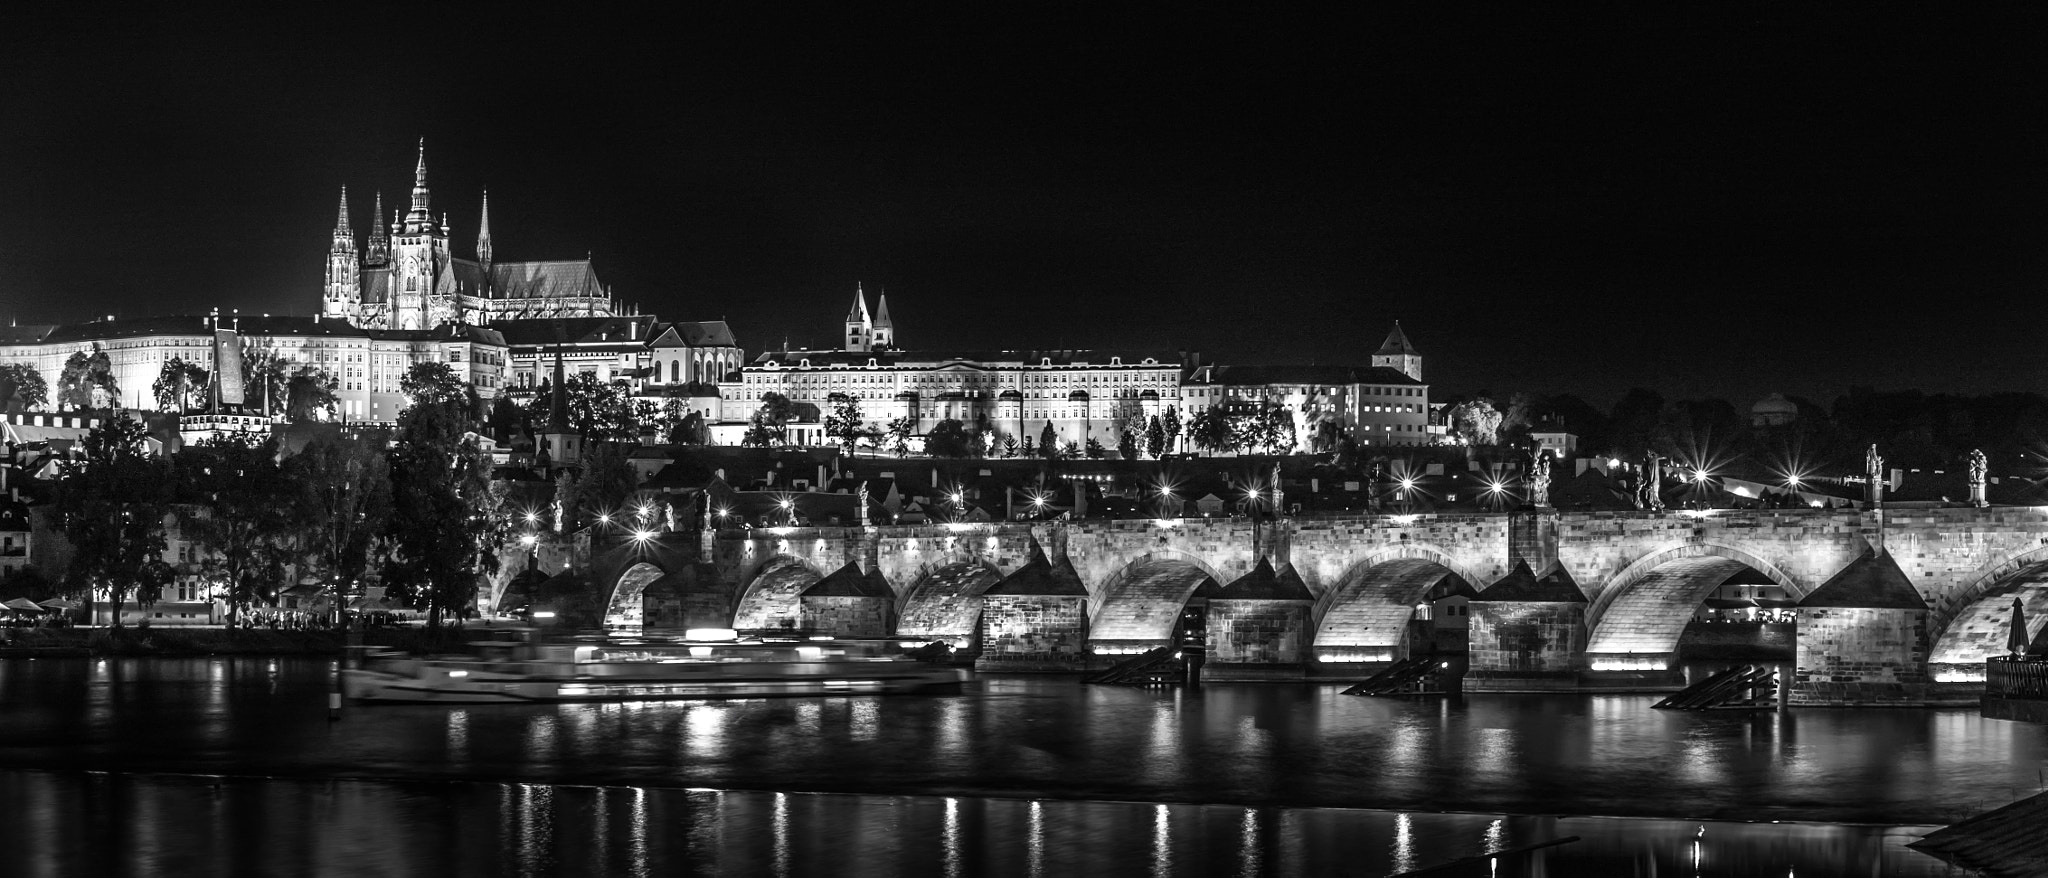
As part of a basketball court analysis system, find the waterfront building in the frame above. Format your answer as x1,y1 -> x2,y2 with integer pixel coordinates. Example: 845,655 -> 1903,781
1177,361 -> 1430,449
496,316 -> 742,425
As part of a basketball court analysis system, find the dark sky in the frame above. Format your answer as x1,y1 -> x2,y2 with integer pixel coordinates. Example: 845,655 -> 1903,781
4,7 -> 2046,408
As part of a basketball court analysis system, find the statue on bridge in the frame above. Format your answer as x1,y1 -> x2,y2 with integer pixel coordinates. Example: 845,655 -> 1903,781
1270,462 -> 1284,516
1866,444 -> 1886,507
1970,448 -> 1988,508
1528,451 -> 1553,508
1640,453 -> 1665,512
858,482 -> 871,527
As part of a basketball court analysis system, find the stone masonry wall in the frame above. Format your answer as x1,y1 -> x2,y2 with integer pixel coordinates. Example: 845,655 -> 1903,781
800,595 -> 891,637
1790,606 -> 1931,705
1207,600 -> 1309,664
979,595 -> 1088,667
1468,603 -> 1584,674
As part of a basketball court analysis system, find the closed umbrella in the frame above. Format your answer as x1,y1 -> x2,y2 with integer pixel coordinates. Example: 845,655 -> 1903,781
2009,597 -> 2032,657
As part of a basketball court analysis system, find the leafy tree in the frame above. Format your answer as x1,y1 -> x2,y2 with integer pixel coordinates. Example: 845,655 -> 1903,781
633,400 -> 661,438
487,393 -> 525,441
1019,436 -> 1037,458
0,565 -> 59,602
925,418 -> 976,458
1061,441 -> 1081,459
885,417 -> 916,456
1606,388 -> 1669,459
824,394 -> 867,455
1189,405 -> 1234,454
57,348 -> 118,410
177,436 -> 296,627
54,415 -> 172,624
1145,416 -> 1165,458
1038,422 -> 1057,459
283,434 -> 392,622
745,392 -> 798,447
1117,429 -> 1137,461
0,363 -> 47,412
1448,398 -> 1504,446
152,357 -> 211,413
523,374 -> 637,442
284,365 -> 339,424
1086,437 -> 1107,459
673,411 -> 707,445
1161,406 -> 1183,454
239,340 -> 293,417
385,363 -> 504,628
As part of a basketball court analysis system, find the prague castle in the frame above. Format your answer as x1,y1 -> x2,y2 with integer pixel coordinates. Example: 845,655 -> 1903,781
323,141 -> 623,329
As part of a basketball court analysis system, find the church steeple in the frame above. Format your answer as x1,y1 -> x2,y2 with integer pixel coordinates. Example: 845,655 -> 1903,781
844,283 -> 874,351
330,187 -> 353,253
872,289 -> 895,350
404,138 -> 434,234
365,191 -> 390,264
477,188 -> 493,270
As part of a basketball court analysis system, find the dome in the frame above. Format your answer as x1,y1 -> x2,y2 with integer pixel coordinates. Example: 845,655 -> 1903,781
1751,393 -> 1798,426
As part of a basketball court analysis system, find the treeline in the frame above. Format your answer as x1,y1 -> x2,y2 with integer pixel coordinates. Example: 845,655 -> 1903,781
1442,388 -> 2048,473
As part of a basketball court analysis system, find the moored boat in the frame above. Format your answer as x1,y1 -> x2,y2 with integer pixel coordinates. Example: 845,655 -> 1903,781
341,631 -> 967,704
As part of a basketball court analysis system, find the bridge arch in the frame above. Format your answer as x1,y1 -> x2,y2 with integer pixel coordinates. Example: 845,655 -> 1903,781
1929,547 -> 2048,673
731,554 -> 828,630
1585,542 -> 1807,658
1312,546 -> 1479,661
1088,549 -> 1227,648
603,561 -> 669,630
896,559 -> 1005,646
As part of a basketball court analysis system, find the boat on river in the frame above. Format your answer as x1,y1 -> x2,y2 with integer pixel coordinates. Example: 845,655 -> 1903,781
341,631 -> 968,704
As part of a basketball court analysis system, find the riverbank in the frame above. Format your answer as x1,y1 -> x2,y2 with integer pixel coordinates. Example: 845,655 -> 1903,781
0,626 -> 498,657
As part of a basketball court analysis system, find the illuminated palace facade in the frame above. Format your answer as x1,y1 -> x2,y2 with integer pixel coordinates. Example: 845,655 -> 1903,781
726,290 -> 1432,450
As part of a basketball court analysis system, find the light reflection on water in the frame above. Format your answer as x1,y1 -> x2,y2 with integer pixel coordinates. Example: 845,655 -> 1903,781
0,770 -> 1965,878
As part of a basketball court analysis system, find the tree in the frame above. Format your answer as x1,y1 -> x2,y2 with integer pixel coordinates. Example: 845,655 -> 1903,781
239,340 -> 293,417
633,400 -> 661,438
0,363 -> 48,412
385,363 -> 503,628
54,415 -> 172,625
152,358 -> 211,413
673,411 -> 707,445
1607,388 -> 1669,459
1038,422 -> 1057,459
1448,398 -> 1504,446
1086,437 -> 1107,459
58,348 -> 118,410
283,434 -> 392,622
745,392 -> 798,447
1019,436 -> 1037,458
1161,406 -> 1183,454
884,417 -> 915,456
925,418 -> 976,458
1145,416 -> 1165,459
824,394 -> 868,455
523,374 -> 636,442
177,436 -> 297,627
1001,435 -> 1019,458
1189,405 -> 1234,454
284,365 -> 339,424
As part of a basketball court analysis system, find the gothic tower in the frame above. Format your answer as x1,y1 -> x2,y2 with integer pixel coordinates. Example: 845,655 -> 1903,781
1372,321 -> 1423,381
322,187 -> 359,320
872,289 -> 895,350
389,140 -> 451,329
364,191 -> 390,266
844,283 -> 873,351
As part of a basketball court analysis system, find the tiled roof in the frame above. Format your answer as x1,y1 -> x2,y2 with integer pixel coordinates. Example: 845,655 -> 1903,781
1908,790 -> 2048,876
1376,322 -> 1419,356
491,259 -> 605,300
1474,560 -> 1586,602
1800,549 -> 1926,609
751,349 -> 1179,369
0,324 -> 56,344
656,321 -> 738,348
41,314 -> 370,344
490,316 -> 657,346
1191,364 -> 1423,388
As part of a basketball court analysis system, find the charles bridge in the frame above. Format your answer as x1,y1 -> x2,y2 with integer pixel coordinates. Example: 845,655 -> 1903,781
550,506 -> 2048,705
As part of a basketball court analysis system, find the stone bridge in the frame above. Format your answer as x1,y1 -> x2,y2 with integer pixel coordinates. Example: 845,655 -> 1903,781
586,506 -> 2048,701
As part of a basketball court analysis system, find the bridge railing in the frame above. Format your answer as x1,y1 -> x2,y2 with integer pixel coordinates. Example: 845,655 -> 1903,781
1986,657 -> 2048,700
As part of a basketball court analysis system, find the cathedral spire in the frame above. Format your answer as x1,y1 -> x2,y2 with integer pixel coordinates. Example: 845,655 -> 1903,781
477,188 -> 493,267
847,282 -> 871,323
365,191 -> 390,264
330,187 -> 354,255
875,289 -> 893,328
405,138 -> 433,232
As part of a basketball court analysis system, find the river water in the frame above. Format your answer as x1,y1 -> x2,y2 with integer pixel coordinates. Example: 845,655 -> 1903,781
0,657 -> 2039,876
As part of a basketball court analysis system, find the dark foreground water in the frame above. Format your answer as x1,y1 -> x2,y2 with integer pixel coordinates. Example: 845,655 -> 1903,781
0,657 -> 2040,875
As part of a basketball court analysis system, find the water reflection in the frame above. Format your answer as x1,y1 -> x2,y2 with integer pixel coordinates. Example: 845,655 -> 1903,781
0,658 -> 2043,828
0,770 -> 1966,878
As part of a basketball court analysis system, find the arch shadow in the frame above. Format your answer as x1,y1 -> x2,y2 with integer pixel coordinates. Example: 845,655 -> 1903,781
1312,556 -> 1465,658
896,559 -> 1005,644
1929,549 -> 2048,668
1310,544 -> 1489,628
1088,550 -> 1226,645
731,554 -> 827,630
603,561 -> 668,630
1585,542 -> 1806,657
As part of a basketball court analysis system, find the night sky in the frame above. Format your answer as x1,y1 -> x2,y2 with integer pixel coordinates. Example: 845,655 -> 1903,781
4,7 -> 2046,407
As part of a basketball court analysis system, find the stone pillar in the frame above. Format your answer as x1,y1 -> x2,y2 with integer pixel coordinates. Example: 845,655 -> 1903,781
1508,508 -> 1557,572
977,595 -> 1090,671
1789,606 -> 1934,705
1464,601 -> 1586,692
